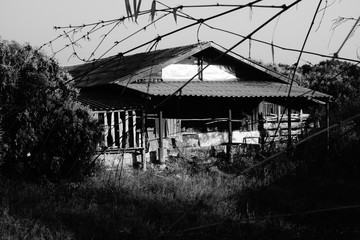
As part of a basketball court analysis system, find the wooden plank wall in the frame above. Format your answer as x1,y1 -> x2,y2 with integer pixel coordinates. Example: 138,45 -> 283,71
263,113 -> 310,143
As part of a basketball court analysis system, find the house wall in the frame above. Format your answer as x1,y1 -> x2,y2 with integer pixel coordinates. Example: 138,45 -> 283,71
91,100 -> 313,166
92,110 -> 145,168
145,100 -> 314,159
93,110 -> 143,149
258,101 -> 313,143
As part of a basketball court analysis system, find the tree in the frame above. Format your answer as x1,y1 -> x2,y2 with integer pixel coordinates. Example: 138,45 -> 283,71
0,39 -> 102,182
301,60 -> 360,124
299,60 -> 360,175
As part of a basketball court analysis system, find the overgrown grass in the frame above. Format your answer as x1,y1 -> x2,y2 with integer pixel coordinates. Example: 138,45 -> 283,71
0,210 -> 73,240
1,150 -> 360,239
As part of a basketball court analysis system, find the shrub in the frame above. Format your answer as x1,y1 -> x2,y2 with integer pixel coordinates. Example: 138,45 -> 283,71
0,39 -> 102,182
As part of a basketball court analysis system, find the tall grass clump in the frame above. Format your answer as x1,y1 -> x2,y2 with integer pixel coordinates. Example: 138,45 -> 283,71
232,135 -> 360,239
0,154 -> 245,240
2,145 -> 359,239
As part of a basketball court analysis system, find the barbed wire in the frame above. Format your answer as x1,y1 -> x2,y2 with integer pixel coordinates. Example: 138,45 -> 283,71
23,0 -> 330,183
40,1 -> 286,63
287,0 -> 324,98
5,0 -> 355,177
4,1 -> 360,238
47,0 -> 360,236
159,114 -> 360,238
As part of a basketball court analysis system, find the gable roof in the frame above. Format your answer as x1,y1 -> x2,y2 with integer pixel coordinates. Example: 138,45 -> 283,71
67,42 -> 294,87
66,42 -> 331,105
67,42 -> 210,87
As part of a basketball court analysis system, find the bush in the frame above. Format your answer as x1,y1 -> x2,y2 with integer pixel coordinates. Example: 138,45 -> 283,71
298,60 -> 360,178
0,124 -> 3,166
0,39 -> 102,182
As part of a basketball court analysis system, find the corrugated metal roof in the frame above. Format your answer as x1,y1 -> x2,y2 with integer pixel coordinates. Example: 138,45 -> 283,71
67,42 -> 296,87
67,43 -> 210,87
77,86 -> 147,111
67,42 -> 331,102
119,80 -> 329,99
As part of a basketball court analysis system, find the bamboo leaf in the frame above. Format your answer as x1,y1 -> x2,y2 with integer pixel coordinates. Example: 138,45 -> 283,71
135,0 -> 142,22
125,0 -> 133,21
134,0 -> 138,11
248,37 -> 252,59
150,0 -> 156,22
133,0 -> 137,18
249,6 -> 253,21
271,41 -> 275,64
173,8 -> 177,24
133,0 -> 139,22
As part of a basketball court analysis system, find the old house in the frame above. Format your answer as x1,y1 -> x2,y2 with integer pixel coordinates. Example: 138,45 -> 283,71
67,42 -> 331,168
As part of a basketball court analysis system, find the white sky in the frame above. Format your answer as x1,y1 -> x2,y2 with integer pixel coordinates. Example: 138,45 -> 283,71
1,0 -> 359,66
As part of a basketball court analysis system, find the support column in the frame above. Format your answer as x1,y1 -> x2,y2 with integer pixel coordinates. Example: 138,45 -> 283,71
227,109 -> 233,163
120,111 -> 125,148
132,110 -> 137,147
158,110 -> 165,165
141,110 -> 147,171
104,112 -> 109,147
299,109 -> 303,136
124,111 -> 129,147
326,101 -> 330,161
278,105 -> 281,139
110,112 -> 115,148
118,111 -> 123,148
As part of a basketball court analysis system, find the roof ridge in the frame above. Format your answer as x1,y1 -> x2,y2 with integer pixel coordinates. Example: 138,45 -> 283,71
123,41 -> 211,57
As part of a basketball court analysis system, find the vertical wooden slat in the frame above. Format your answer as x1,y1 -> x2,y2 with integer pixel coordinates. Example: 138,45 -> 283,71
158,110 -> 165,165
142,110 -> 146,171
120,111 -> 125,148
278,105 -> 282,139
128,110 -> 135,148
132,110 -> 137,147
118,111 -> 123,148
106,112 -> 114,147
114,112 -> 120,147
228,109 -> 233,163
110,112 -> 115,148
125,111 -> 129,148
299,109 -> 303,136
103,112 -> 108,147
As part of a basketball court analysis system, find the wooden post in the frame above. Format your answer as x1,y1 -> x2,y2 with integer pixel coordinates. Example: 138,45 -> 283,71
228,109 -> 233,162
278,105 -> 281,140
104,112 -> 109,147
118,111 -> 123,148
299,109 -> 303,136
120,111 -> 125,148
326,101 -> 330,161
124,111 -> 129,147
110,112 -> 115,148
132,110 -> 137,147
142,110 -> 147,171
158,110 -> 165,165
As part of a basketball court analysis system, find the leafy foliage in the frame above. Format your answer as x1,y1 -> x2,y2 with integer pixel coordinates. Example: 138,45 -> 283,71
301,60 -> 360,122
0,120 -> 3,165
0,39 -> 102,182
300,60 -> 360,174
